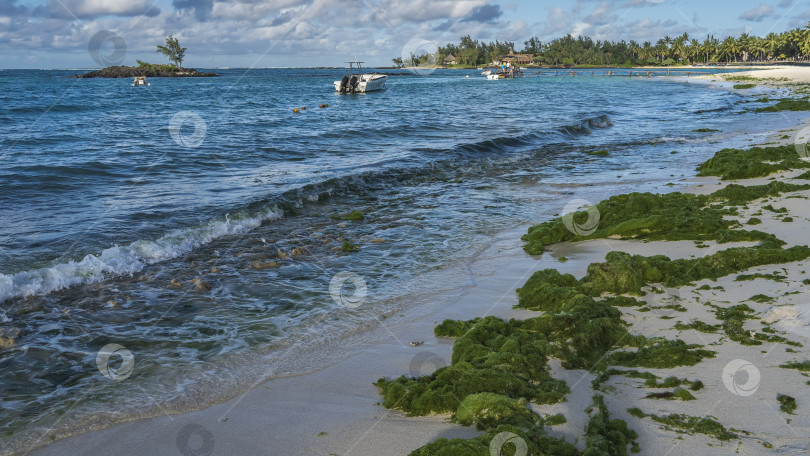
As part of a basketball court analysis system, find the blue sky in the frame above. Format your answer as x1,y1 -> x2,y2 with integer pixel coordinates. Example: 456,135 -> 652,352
2,0 -> 809,68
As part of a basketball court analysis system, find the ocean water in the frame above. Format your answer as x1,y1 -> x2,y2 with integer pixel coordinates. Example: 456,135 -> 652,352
0,67 -> 798,452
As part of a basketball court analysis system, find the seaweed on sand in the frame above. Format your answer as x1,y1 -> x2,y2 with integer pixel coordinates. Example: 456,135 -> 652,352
408,425 -> 579,456
777,394 -> 797,414
521,181 -> 808,254
627,409 -> 738,441
608,340 -> 715,369
375,316 -> 569,417
578,242 -> 810,295
755,98 -> 810,112
455,393 -> 540,430
584,395 -> 640,455
699,144 -> 810,180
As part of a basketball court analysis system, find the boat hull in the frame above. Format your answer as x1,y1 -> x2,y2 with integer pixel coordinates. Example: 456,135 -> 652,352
334,74 -> 387,93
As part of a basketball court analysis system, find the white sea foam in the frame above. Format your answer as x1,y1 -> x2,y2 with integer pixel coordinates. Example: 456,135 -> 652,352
0,206 -> 284,303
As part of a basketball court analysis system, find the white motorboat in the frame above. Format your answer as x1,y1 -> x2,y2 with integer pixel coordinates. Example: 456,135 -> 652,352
486,73 -> 499,80
132,76 -> 150,86
334,61 -> 387,93
481,70 -> 492,76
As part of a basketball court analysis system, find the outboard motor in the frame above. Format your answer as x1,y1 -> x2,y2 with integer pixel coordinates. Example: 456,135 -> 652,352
349,75 -> 358,92
339,75 -> 349,92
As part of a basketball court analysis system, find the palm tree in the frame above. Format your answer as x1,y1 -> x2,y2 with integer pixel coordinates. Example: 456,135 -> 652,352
689,38 -> 701,64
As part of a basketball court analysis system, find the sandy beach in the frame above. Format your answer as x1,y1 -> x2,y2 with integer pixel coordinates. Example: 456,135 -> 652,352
13,66 -> 810,456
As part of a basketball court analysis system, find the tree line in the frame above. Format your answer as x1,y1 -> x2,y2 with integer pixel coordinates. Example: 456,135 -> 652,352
393,23 -> 810,67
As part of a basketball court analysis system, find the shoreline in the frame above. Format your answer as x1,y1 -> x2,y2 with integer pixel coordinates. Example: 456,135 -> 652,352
19,67 -> 810,456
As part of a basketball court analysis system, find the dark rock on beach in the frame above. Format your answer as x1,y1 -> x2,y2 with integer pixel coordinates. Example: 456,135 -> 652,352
74,66 -> 218,78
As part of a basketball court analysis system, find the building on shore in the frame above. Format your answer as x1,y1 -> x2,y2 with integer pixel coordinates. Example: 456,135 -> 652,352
501,50 -> 534,65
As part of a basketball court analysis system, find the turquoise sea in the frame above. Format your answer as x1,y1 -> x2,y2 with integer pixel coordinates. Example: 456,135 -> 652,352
0,67 -> 801,452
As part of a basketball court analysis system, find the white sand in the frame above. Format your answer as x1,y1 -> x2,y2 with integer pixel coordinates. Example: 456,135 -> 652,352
695,65 -> 810,85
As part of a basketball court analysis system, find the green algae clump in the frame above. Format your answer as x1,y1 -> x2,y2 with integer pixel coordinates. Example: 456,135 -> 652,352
756,98 -> 810,112
375,316 -> 568,418
608,340 -> 715,369
341,210 -> 364,221
628,409 -> 737,441
697,144 -> 810,180
341,241 -> 359,252
584,395 -> 640,456
778,394 -> 797,414
521,181 -> 808,254
408,425 -> 579,456
455,393 -> 539,430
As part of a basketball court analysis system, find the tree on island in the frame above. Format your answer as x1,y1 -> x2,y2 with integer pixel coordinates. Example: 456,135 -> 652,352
156,35 -> 187,68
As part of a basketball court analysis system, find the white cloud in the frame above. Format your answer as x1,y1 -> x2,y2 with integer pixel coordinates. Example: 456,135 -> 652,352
739,3 -> 774,22
44,0 -> 160,19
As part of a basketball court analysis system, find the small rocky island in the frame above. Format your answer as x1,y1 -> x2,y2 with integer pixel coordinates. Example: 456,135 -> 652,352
75,35 -> 217,79
74,65 -> 218,78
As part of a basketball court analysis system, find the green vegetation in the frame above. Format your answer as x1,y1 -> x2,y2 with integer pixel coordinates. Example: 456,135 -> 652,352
376,316 -> 569,417
156,35 -> 186,68
746,217 -> 762,225
697,144 -> 810,180
584,395 -> 639,455
735,272 -> 786,281
340,241 -> 359,252
522,178 -> 808,254
545,413 -> 567,426
455,393 -> 540,430
777,394 -> 797,414
749,294 -> 775,303
399,22 -> 810,69
408,425 -> 579,456
134,59 -> 178,72
756,99 -> 810,112
763,204 -> 788,213
675,320 -> 720,333
588,150 -> 610,156
578,243 -> 810,294
783,216 -> 794,222
341,210 -> 364,221
676,303 -> 801,346
609,340 -> 715,369
726,75 -> 758,82
713,304 -> 793,346
627,409 -> 737,441
733,84 -> 756,89
378,136 -> 810,454
645,388 -> 696,401
693,128 -> 720,133
780,360 -> 810,371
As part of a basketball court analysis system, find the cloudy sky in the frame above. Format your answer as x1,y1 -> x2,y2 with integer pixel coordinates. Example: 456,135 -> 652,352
2,0 -> 810,68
